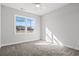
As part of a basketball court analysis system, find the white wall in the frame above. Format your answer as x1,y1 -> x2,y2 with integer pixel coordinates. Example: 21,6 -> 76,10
0,4 -> 1,47
1,5 -> 40,46
41,4 -> 79,50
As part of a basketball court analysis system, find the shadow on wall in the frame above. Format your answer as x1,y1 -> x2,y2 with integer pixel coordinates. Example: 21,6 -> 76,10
45,26 -> 63,46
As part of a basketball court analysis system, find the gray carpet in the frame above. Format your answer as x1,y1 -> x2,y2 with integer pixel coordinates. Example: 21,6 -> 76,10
0,40 -> 79,56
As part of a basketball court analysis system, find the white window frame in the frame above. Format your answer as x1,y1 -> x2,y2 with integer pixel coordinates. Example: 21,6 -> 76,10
14,15 -> 35,34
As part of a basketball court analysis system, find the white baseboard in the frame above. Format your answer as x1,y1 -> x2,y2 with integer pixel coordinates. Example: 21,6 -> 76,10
1,40 -> 79,51
1,39 -> 39,47
64,44 -> 79,50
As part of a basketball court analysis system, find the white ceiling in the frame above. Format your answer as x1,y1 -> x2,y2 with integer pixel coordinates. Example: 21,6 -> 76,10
2,3 -> 68,16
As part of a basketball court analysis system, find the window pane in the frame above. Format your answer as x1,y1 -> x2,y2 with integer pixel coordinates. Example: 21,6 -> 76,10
16,16 -> 35,33
16,16 -> 26,26
16,16 -> 26,33
26,18 -> 31,26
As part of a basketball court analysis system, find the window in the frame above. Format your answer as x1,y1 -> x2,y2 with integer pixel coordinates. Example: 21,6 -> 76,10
15,15 -> 35,33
